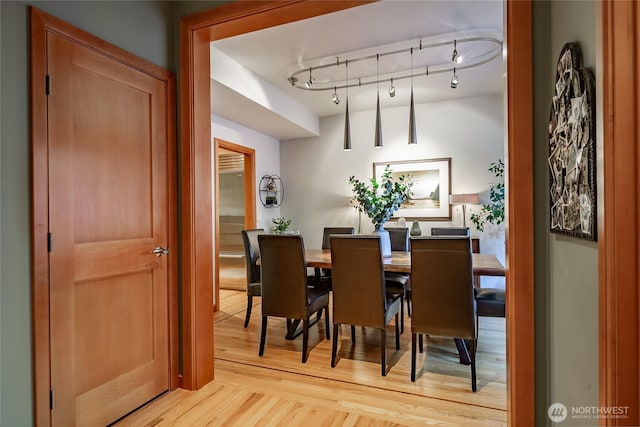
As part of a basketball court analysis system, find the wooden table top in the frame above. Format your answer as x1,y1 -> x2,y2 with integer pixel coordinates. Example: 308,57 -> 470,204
304,249 -> 505,277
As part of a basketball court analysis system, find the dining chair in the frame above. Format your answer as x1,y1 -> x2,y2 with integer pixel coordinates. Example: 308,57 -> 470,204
329,235 -> 402,376
240,229 -> 266,328
410,236 -> 478,391
475,287 -> 506,318
257,234 -> 330,363
312,226 -> 355,289
430,226 -> 470,236
384,227 -> 411,331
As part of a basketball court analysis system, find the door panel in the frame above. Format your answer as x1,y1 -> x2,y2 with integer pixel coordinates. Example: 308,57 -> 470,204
48,31 -> 169,426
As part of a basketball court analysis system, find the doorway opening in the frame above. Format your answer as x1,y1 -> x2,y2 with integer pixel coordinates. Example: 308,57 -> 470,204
213,139 -> 256,311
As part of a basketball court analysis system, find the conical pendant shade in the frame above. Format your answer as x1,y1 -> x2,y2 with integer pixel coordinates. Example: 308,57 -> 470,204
374,94 -> 383,148
343,98 -> 352,151
408,89 -> 417,145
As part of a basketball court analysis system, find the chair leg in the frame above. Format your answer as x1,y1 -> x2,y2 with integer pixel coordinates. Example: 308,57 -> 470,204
381,329 -> 387,376
470,338 -> 478,392
411,333 -> 417,382
244,295 -> 253,328
395,313 -> 400,350
331,323 -> 339,368
419,333 -> 424,353
350,325 -> 356,344
406,290 -> 412,317
317,309 -> 322,322
324,306 -> 330,340
258,316 -> 267,356
399,295 -> 405,334
302,318 -> 309,363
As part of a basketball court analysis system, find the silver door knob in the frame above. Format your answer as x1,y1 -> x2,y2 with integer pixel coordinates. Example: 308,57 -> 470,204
150,246 -> 169,257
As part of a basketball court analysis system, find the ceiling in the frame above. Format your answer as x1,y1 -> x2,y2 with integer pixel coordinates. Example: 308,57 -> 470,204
210,1 -> 504,140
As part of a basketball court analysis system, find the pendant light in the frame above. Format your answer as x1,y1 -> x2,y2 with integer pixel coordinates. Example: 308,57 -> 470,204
374,54 -> 383,148
408,47 -> 417,145
343,59 -> 352,151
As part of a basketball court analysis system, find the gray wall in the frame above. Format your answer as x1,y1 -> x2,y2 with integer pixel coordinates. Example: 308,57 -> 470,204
534,1 -> 599,425
0,2 -> 175,424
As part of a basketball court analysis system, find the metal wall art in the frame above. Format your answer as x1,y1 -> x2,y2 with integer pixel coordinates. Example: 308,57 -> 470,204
548,43 -> 597,241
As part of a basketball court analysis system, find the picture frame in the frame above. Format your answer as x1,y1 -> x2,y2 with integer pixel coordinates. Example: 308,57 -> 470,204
373,158 -> 451,220
548,43 -> 597,241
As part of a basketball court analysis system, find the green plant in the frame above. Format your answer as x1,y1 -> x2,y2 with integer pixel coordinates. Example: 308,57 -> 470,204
271,217 -> 292,235
470,159 -> 505,232
349,165 -> 414,229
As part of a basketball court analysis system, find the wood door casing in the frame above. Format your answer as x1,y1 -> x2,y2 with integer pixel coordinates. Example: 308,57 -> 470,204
31,8 -> 178,426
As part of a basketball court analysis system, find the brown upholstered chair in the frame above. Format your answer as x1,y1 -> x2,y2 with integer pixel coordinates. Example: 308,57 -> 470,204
312,227 -> 355,288
410,236 -> 478,391
257,234 -> 330,363
475,288 -> 506,317
384,227 -> 411,331
329,235 -> 402,376
241,229 -> 265,328
430,226 -> 470,236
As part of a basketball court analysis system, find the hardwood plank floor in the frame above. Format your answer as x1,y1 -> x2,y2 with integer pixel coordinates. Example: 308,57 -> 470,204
116,290 -> 506,426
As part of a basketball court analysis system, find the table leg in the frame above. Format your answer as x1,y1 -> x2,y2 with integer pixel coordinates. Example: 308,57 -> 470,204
454,338 -> 471,365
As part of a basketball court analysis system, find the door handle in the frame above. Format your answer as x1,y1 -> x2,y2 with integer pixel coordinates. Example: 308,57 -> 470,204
150,246 -> 169,257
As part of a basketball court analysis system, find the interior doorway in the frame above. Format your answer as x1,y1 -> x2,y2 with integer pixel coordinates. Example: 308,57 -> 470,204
213,139 -> 256,311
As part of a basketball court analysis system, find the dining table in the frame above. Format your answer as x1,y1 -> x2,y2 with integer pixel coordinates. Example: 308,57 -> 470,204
258,248 -> 506,365
303,249 -> 506,366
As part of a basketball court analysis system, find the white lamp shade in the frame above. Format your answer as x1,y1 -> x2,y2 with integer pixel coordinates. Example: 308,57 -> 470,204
449,193 -> 480,204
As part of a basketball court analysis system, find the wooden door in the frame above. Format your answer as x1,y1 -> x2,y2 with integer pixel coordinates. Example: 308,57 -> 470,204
47,31 -> 170,426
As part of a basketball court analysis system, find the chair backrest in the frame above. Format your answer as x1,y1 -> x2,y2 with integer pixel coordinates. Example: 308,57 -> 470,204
410,236 -> 476,340
430,227 -> 470,236
321,227 -> 355,250
241,229 -> 265,285
386,227 -> 409,251
257,234 -> 309,319
330,235 -> 387,329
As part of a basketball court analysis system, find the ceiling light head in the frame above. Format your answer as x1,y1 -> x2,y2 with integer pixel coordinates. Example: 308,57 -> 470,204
451,40 -> 460,63
305,68 -> 315,88
332,87 -> 340,104
388,78 -> 396,97
451,68 -> 459,89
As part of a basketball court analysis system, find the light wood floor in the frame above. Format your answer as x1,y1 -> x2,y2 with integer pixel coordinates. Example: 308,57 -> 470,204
116,290 -> 507,426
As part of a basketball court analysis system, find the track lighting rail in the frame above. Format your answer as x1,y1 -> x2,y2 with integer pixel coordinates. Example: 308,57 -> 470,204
287,36 -> 502,92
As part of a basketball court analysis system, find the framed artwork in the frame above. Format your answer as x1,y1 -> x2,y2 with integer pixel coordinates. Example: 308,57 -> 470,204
548,43 -> 597,241
373,158 -> 451,220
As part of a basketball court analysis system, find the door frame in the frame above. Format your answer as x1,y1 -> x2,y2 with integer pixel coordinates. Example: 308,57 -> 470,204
30,7 -> 179,426
179,1 -> 535,423
214,138 -> 257,310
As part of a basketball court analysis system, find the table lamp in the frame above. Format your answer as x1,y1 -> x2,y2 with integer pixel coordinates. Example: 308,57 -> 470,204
449,193 -> 480,228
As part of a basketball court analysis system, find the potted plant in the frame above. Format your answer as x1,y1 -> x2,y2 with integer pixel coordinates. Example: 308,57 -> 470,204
272,217 -> 292,235
470,159 -> 505,232
349,165 -> 413,256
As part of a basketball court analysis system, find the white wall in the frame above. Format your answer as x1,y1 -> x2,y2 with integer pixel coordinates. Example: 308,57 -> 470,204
212,114 -> 281,232
280,94 -> 505,287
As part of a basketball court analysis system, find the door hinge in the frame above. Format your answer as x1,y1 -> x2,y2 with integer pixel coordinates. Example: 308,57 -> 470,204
50,389 -> 54,409
47,232 -> 52,252
45,75 -> 51,96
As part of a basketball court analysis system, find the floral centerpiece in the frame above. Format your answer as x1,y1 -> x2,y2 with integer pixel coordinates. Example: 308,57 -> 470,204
271,217 -> 292,235
349,166 -> 413,255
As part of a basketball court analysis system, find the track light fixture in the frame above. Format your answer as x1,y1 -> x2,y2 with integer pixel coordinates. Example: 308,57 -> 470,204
388,78 -> 396,97
344,60 -> 352,151
451,68 -> 459,89
408,48 -> 417,145
332,87 -> 340,104
305,67 -> 315,88
374,54 -> 383,148
451,39 -> 463,64
287,36 -> 501,94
